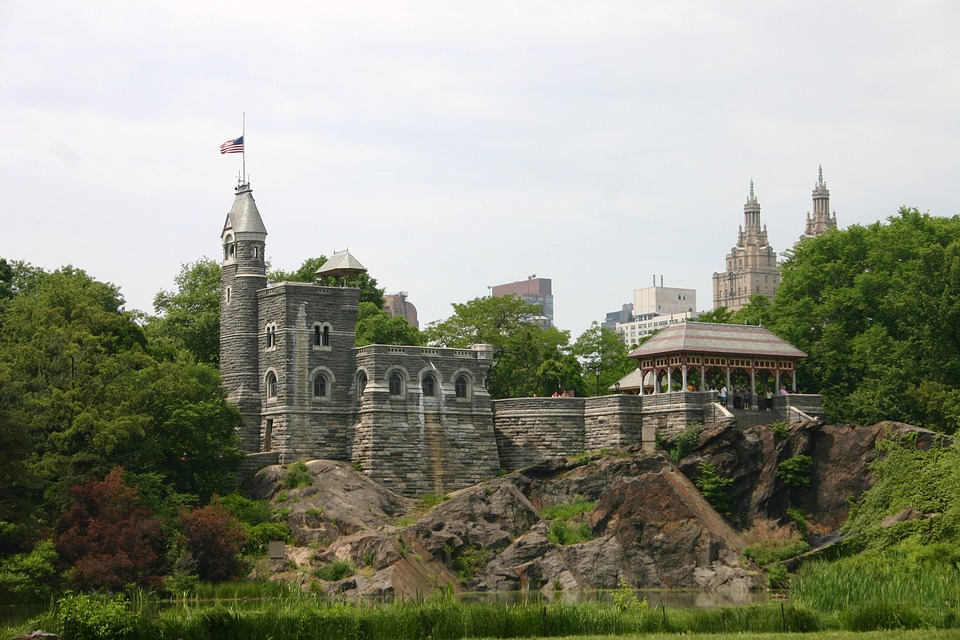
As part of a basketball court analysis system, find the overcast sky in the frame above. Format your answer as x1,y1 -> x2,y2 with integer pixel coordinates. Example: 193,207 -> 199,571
2,1 -> 958,339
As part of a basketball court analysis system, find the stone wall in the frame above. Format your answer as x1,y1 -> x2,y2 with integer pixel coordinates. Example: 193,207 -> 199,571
584,395 -> 644,450
493,398 -> 588,470
640,391 -> 719,439
353,344 -> 499,496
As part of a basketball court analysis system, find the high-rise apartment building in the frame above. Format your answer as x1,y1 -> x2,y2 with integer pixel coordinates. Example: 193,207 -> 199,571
490,276 -> 554,327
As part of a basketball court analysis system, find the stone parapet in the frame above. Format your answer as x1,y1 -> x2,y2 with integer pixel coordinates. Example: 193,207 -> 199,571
493,398 -> 587,469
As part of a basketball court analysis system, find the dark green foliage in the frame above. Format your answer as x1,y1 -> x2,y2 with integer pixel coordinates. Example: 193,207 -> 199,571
767,209 -> 960,432
777,454 -> 813,487
693,461 -> 734,513
770,421 -> 790,439
571,322 -> 635,396
0,539 -> 59,603
423,295 -> 581,398
541,499 -> 596,520
149,259 -> 222,365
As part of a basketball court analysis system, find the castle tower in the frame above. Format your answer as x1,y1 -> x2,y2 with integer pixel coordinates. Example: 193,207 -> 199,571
801,165 -> 838,240
712,181 -> 780,311
220,180 -> 268,449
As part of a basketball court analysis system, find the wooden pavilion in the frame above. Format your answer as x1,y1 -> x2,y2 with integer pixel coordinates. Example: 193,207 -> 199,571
625,322 -> 806,399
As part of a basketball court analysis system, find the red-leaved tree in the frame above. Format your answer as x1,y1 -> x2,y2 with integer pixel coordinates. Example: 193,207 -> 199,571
56,468 -> 166,590
177,500 -> 247,581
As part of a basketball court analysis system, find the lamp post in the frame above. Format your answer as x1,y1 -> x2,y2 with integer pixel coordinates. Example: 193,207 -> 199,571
594,363 -> 601,397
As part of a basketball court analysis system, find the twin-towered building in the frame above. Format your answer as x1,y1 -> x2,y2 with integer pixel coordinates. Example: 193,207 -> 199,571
712,167 -> 838,311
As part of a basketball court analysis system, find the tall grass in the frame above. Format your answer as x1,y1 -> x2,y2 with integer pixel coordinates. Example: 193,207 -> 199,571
792,549 -> 960,630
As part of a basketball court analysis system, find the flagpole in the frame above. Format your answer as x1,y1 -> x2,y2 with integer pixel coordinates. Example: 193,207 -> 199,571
242,113 -> 246,184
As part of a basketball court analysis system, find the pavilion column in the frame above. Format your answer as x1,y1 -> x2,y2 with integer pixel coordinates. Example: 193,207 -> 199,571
725,367 -> 732,394
701,365 -> 706,391
749,368 -> 757,409
792,372 -> 797,393
681,365 -> 688,391
775,369 -> 782,392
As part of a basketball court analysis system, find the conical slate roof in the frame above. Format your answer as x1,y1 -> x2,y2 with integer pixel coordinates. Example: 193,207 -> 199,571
316,249 -> 367,279
222,183 -> 267,236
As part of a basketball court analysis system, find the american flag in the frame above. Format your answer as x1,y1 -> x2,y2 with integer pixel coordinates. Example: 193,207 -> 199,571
220,135 -> 244,154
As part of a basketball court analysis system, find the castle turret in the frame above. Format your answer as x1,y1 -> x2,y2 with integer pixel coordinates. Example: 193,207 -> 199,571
220,180 -> 268,449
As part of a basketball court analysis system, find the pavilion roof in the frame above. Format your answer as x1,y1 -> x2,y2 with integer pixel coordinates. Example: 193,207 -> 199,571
628,322 -> 806,360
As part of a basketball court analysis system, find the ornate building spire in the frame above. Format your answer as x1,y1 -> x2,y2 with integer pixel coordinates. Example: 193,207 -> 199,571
802,165 -> 837,240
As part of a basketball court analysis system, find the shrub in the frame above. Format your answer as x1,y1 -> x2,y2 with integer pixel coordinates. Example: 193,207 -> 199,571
451,545 -> 489,582
742,517 -> 810,566
770,421 -> 790,439
177,500 -> 248,581
0,539 -> 59,603
778,455 -> 813,487
218,494 -> 274,525
56,468 -> 166,591
314,560 -> 353,581
245,521 -> 292,554
541,499 -> 596,520
669,424 -> 702,464
57,592 -> 139,640
694,461 -> 733,513
283,461 -> 313,489
547,520 -> 594,545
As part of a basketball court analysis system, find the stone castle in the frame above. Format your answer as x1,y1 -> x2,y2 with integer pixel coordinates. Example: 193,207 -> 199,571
220,180 -> 821,497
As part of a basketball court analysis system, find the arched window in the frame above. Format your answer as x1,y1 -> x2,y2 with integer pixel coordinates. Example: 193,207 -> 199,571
455,375 -> 468,398
389,372 -> 403,396
357,372 -> 368,398
265,372 -> 278,399
313,373 -> 327,397
422,374 -> 436,397
313,323 -> 332,349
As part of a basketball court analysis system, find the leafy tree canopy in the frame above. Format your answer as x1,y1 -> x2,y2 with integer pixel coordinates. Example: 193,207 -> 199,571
0,266 -> 242,540
572,322 -> 635,395
424,295 -> 581,398
149,259 -> 222,365
770,208 -> 960,431
355,301 -> 423,347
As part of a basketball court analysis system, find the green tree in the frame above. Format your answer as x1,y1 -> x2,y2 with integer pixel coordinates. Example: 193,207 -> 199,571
424,295 -> 578,398
149,259 -> 222,365
572,322 -> 635,395
696,306 -> 735,324
0,266 -> 241,520
355,301 -> 423,347
769,208 -> 960,431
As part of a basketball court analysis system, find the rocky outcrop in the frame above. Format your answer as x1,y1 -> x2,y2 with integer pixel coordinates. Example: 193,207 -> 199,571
249,420 -> 942,597
251,450 -> 756,597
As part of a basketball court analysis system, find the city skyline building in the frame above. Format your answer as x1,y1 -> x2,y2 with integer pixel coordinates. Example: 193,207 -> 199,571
490,276 -> 554,327
712,181 -> 780,311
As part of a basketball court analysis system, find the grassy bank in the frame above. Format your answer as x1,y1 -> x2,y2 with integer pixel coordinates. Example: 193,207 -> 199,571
7,588 -> 959,640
